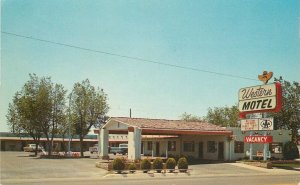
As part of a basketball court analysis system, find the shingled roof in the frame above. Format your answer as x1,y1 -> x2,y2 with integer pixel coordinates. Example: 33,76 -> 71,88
106,117 -> 232,136
112,117 -> 225,131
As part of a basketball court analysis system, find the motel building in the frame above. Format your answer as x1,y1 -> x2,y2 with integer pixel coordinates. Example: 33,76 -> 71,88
95,117 -> 292,161
0,117 -> 293,160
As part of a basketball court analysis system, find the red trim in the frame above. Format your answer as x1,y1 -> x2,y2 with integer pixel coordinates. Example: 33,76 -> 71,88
239,82 -> 282,118
141,129 -> 232,136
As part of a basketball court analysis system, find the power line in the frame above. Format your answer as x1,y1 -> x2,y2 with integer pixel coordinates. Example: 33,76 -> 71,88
2,31 -> 258,81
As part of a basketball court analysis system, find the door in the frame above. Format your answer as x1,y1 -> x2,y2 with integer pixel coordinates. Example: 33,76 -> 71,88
155,142 -> 160,156
198,142 -> 203,159
218,142 -> 224,160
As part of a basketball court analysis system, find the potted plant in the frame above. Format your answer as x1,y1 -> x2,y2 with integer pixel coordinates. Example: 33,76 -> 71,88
166,158 -> 176,172
112,157 -> 125,174
141,158 -> 151,173
177,157 -> 188,172
153,157 -> 163,173
128,163 -> 137,173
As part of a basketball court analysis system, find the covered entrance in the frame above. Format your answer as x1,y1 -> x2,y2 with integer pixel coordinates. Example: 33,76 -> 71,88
97,117 -> 232,160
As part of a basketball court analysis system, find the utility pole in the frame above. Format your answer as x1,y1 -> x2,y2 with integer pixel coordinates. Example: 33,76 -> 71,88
130,108 -> 132,118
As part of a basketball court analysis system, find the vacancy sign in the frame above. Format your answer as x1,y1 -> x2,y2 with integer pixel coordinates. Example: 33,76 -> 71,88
244,136 -> 273,143
238,83 -> 282,117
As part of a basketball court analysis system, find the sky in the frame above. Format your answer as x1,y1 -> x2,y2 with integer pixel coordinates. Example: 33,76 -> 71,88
1,0 -> 299,132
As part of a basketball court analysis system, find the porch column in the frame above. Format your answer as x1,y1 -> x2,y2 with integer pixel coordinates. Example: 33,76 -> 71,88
99,128 -> 109,159
128,127 -> 141,160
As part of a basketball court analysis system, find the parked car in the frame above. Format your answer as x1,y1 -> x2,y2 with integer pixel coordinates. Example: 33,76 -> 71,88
109,147 -> 127,155
89,144 -> 98,154
23,144 -> 43,152
119,144 -> 128,149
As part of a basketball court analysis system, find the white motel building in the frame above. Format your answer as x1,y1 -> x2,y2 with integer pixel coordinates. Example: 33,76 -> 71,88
95,117 -> 292,161
1,117 -> 294,160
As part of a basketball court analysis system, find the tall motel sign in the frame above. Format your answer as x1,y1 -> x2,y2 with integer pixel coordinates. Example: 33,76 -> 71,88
238,71 -> 282,161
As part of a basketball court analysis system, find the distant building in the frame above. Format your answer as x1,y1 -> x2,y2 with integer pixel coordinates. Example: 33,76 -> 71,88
0,132 -> 97,152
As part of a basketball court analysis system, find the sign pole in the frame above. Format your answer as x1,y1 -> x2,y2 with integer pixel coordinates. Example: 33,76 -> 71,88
249,131 -> 253,160
263,131 -> 268,161
262,113 -> 267,161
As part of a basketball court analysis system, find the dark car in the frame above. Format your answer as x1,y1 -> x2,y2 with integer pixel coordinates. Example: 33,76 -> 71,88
109,147 -> 127,155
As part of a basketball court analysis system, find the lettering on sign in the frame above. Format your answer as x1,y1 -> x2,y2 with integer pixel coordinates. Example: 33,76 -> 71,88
239,97 -> 276,112
244,136 -> 273,143
241,119 -> 259,131
238,83 -> 282,117
239,84 -> 276,101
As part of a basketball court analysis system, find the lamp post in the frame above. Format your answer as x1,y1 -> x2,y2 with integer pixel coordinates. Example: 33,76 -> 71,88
68,91 -> 73,157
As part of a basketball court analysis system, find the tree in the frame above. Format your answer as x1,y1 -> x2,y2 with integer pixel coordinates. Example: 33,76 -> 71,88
7,74 -> 46,155
204,105 -> 239,127
42,82 -> 67,155
6,74 -> 67,156
271,77 -> 300,143
180,112 -> 203,122
69,79 -> 109,157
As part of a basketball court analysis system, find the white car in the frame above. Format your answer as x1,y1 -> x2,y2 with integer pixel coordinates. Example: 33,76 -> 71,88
23,144 -> 43,152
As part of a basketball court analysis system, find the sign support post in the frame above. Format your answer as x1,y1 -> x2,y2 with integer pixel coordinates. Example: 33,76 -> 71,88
249,131 -> 253,160
263,131 -> 268,161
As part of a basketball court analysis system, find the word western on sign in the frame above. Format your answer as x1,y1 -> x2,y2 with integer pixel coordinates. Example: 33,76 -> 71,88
239,84 -> 276,100
241,118 -> 274,131
238,83 -> 282,118
244,136 -> 273,143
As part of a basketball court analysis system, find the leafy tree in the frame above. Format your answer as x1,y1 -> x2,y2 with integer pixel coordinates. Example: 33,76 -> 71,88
42,82 -> 67,155
180,112 -> 203,122
271,77 -> 300,143
283,141 -> 299,160
69,79 -> 109,157
6,74 -> 67,156
7,74 -> 46,155
204,105 -> 239,127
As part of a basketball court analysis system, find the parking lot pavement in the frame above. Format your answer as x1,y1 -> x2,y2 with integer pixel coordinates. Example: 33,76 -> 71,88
189,163 -> 263,176
0,151 -> 108,180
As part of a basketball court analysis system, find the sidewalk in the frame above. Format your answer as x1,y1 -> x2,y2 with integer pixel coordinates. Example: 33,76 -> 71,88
102,163 -> 300,179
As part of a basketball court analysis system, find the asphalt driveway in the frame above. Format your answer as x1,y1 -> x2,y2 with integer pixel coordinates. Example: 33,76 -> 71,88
1,151 -> 108,180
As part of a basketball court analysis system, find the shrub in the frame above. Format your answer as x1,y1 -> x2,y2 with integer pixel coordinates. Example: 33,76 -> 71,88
283,141 -> 299,160
177,157 -> 188,172
153,157 -> 164,173
112,158 -> 125,173
128,163 -> 136,173
141,158 -> 151,173
166,158 -> 176,172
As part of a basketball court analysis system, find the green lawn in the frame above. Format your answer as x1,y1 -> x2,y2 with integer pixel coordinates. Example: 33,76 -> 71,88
272,163 -> 300,168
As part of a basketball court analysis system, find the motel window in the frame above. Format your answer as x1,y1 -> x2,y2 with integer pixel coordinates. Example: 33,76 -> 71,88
147,141 -> 153,150
207,141 -> 217,153
183,141 -> 194,152
234,141 -> 244,153
269,143 -> 283,154
168,141 -> 176,151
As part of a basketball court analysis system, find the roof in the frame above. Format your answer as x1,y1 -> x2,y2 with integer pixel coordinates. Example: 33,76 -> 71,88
105,117 -> 232,135
112,117 -> 225,131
